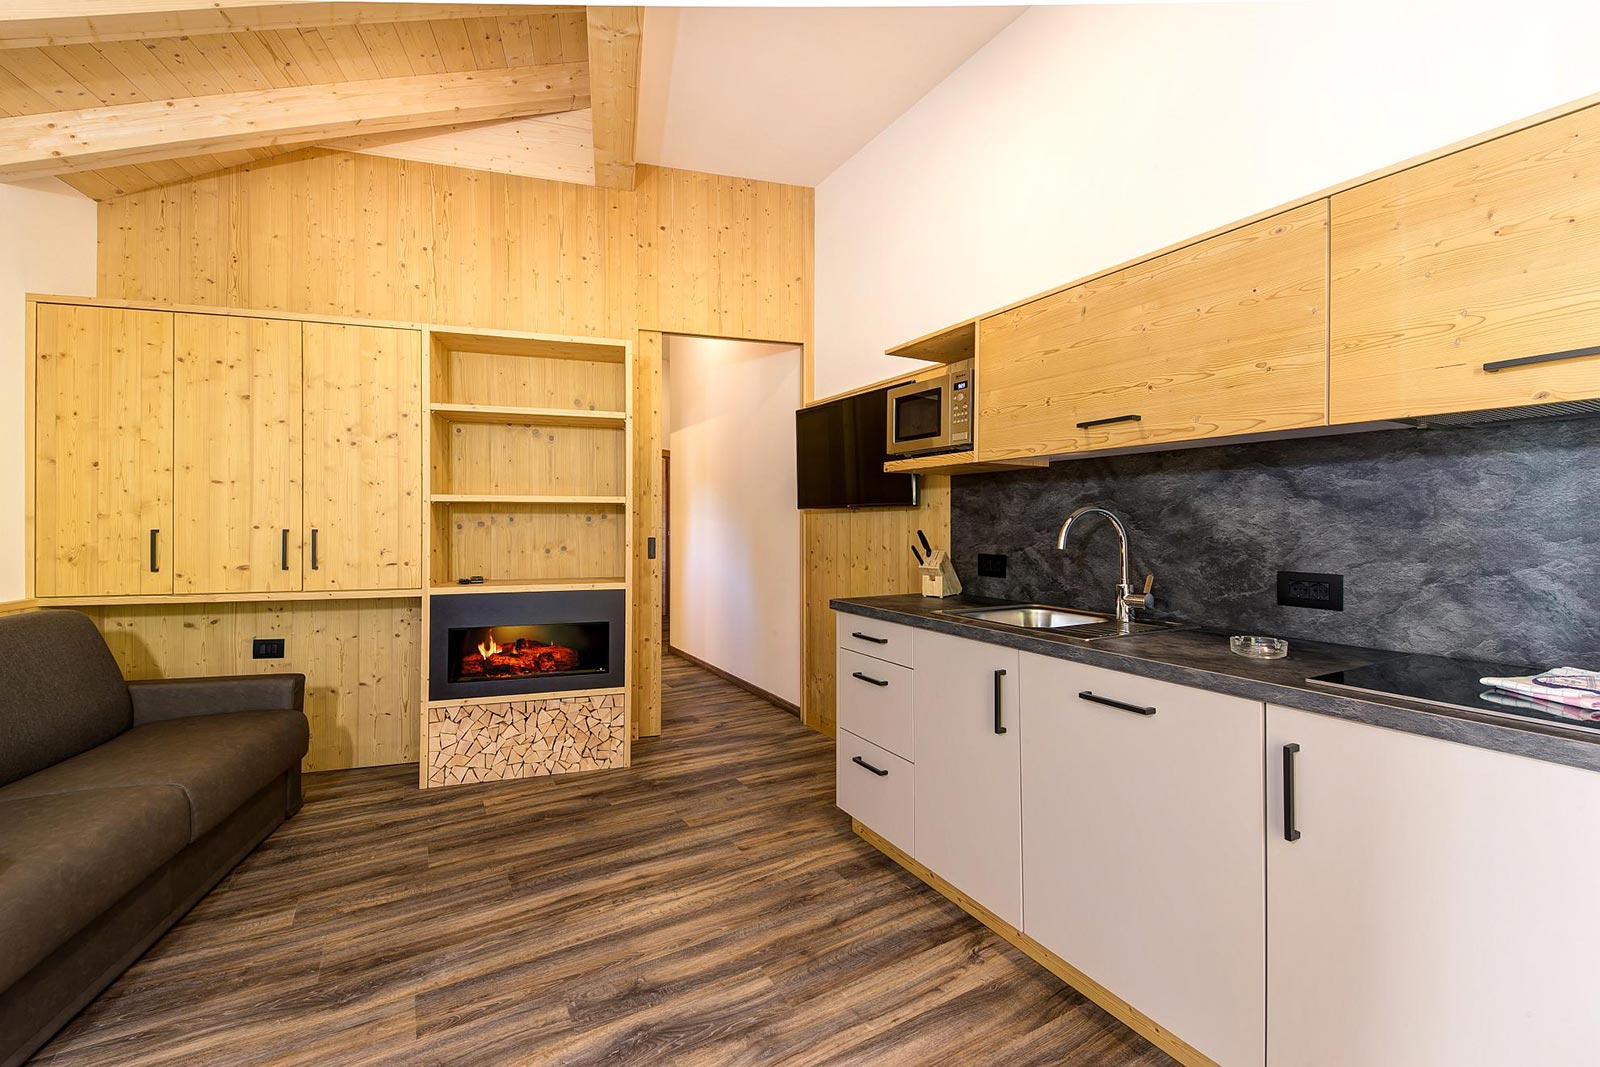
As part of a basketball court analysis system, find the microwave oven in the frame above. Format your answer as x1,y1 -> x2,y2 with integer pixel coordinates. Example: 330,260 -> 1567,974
885,359 -> 974,457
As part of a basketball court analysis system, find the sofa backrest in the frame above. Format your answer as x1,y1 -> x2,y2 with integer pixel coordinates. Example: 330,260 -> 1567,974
0,611 -> 133,787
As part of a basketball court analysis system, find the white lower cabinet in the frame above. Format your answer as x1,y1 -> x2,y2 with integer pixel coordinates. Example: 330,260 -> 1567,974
1020,654 -> 1266,1067
911,628 -> 1023,928
836,728 -> 915,855
1266,704 -> 1600,1067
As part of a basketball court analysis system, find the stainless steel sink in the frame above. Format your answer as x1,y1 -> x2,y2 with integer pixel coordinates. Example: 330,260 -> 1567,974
938,603 -> 1180,643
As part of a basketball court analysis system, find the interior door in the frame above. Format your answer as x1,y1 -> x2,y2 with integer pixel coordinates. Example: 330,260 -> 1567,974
33,303 -> 174,597
301,322 -> 422,591
173,313 -> 302,594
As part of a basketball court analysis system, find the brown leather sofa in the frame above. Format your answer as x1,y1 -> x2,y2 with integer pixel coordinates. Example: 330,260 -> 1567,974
0,610 -> 308,1067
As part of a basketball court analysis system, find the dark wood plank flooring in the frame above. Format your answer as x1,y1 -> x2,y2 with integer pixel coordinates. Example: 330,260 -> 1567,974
32,654 -> 1174,1066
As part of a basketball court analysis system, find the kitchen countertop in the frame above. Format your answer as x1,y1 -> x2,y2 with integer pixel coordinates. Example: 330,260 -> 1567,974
831,594 -> 1600,774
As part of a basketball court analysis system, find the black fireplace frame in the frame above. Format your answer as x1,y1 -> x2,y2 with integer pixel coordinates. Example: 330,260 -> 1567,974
428,589 -> 627,702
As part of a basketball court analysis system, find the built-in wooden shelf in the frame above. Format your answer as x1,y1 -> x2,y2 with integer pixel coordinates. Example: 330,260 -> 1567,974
429,493 -> 627,506
887,320 -> 977,364
36,587 -> 425,608
429,403 -> 627,428
884,450 -> 1048,475
428,577 -> 626,596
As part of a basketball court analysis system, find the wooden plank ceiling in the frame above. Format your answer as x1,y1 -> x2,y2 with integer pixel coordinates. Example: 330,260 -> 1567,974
0,2 -> 639,198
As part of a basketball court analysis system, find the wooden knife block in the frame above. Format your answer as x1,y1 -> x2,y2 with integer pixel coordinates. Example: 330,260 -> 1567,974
919,550 -> 963,598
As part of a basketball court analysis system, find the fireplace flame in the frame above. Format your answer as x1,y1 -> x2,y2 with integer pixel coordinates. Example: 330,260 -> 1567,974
477,631 -> 502,660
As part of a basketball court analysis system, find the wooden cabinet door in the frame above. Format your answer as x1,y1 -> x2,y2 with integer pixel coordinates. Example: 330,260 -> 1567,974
1267,705 -> 1600,1067
1021,654 -> 1265,1067
911,628 -> 1022,927
1331,105 -> 1600,423
979,201 -> 1328,461
173,314 -> 302,594
33,304 -> 173,597
301,322 -> 422,591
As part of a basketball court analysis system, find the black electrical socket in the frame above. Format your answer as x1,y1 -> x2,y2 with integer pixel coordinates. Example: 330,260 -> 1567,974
252,638 -> 286,659
1277,571 -> 1344,611
977,553 -> 1008,578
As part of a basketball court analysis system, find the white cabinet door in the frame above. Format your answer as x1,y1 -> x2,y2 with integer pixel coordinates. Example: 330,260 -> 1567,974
1267,704 -> 1600,1067
1021,654 -> 1265,1067
912,628 -> 1022,927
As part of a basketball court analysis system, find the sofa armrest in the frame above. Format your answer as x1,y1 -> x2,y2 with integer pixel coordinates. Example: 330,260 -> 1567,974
128,674 -> 306,724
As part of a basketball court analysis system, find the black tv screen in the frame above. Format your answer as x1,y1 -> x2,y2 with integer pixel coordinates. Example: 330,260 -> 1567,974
795,388 -> 918,509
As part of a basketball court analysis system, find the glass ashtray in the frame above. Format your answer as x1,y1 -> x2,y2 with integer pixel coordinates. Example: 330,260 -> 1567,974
1231,635 -> 1288,660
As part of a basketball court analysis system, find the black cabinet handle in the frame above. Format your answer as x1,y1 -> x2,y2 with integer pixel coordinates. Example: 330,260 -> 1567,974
280,529 -> 289,571
993,668 -> 1008,734
1483,344 -> 1600,373
852,755 -> 889,777
850,631 -> 888,645
1077,413 -> 1142,430
851,671 -> 888,687
310,528 -> 319,571
149,529 -> 159,573
1078,691 -> 1156,716
1283,743 -> 1302,842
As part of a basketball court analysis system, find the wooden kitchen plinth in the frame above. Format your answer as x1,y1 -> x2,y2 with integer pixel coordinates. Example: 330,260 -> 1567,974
424,691 -> 627,788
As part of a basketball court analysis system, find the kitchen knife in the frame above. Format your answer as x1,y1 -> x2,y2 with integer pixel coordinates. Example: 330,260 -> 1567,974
912,544 -> 925,566
917,529 -> 933,555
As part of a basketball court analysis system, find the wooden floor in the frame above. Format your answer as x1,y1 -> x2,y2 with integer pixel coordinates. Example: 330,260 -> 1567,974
32,654 -> 1174,1067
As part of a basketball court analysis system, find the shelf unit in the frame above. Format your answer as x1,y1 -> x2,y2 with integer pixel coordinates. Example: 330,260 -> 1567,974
883,450 -> 1048,476
886,319 -> 976,364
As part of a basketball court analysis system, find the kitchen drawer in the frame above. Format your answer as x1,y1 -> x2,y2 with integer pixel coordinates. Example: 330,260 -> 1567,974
836,729 -> 914,856
837,647 -> 915,760
836,615 -> 914,667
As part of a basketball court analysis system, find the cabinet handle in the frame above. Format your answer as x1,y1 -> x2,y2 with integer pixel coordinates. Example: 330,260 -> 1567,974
1078,690 -> 1157,716
1283,743 -> 1302,842
280,529 -> 289,571
850,631 -> 888,645
851,755 -> 889,777
149,529 -> 159,573
1482,344 -> 1600,373
993,668 -> 1008,734
1076,413 -> 1142,430
851,671 -> 888,687
310,528 -> 319,571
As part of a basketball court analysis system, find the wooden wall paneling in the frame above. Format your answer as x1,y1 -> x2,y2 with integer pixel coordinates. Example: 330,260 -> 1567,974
630,330 -> 662,737
441,347 -> 626,410
172,312 -> 303,594
442,421 -> 624,497
32,302 -> 174,597
301,321 -> 423,592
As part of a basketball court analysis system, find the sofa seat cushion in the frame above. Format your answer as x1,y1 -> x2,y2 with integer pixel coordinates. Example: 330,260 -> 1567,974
0,785 -> 190,991
0,710 -> 308,842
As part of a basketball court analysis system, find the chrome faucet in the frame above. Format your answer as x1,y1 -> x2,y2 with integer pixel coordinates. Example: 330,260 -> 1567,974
1056,506 -> 1154,628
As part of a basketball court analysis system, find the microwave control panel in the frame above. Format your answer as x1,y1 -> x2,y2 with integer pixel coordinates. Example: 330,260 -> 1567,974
949,359 -> 974,446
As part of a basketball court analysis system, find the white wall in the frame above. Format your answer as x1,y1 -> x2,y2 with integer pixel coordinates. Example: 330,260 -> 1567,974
814,0 -> 1600,401
666,335 -> 802,705
0,179 -> 98,601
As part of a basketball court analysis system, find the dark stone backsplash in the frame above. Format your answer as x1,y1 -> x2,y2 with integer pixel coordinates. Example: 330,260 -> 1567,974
950,417 -> 1600,667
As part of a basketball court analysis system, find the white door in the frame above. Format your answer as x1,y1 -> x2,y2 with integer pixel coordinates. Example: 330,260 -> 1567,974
912,629 -> 1022,927
1267,704 -> 1600,1067
1021,654 -> 1265,1067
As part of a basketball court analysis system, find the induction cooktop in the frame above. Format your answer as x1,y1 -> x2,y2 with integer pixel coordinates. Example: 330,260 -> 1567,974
1308,653 -> 1600,737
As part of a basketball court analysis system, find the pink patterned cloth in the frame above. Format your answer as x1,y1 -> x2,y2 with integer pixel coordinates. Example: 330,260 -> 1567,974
1481,670 -> 1600,712
1533,667 -> 1600,695
1481,689 -> 1600,722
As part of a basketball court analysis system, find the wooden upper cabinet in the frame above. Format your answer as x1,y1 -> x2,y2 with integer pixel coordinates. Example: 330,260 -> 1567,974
301,322 -> 422,591
34,304 -> 174,597
1331,105 -> 1600,422
173,314 -> 303,595
978,201 -> 1329,460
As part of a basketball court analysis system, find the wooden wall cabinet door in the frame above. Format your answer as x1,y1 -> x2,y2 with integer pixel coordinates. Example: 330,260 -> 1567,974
978,201 -> 1329,461
34,304 -> 174,597
1266,705 -> 1600,1066
1020,654 -> 1265,1067
302,322 -> 422,591
173,313 -> 303,594
1331,105 -> 1600,422
910,629 -> 1022,927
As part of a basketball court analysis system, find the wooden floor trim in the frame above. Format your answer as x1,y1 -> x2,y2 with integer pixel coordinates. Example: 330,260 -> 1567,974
667,642 -> 800,716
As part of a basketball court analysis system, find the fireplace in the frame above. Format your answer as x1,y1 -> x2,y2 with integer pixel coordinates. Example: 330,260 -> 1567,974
428,589 -> 626,701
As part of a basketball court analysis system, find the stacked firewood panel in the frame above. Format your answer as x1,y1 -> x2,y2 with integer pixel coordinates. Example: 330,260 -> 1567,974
426,693 -> 626,787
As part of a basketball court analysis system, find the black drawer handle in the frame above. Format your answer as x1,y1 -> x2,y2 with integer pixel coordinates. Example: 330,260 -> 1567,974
149,529 -> 159,573
851,755 -> 889,777
281,529 -> 290,571
994,669 -> 1008,734
851,671 -> 888,687
850,631 -> 888,645
1078,691 -> 1156,716
1077,413 -> 1142,430
1483,344 -> 1600,373
1283,743 -> 1302,842
310,528 -> 319,570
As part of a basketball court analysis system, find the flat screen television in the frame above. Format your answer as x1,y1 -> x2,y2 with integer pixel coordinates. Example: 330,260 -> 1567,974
795,387 -> 918,509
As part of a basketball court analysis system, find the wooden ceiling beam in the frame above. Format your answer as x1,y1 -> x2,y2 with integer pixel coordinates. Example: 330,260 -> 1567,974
0,3 -> 563,50
0,61 -> 589,181
585,5 -> 640,191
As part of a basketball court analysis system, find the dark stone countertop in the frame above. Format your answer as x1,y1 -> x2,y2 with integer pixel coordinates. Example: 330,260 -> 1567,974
831,594 -> 1600,774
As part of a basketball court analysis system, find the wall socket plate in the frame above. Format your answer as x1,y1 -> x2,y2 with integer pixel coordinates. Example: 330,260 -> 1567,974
252,638 -> 286,659
1277,571 -> 1344,611
977,553 -> 1008,578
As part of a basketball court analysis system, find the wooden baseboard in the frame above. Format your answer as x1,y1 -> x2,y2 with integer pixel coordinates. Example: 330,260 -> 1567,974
0,598 -> 37,618
667,644 -> 800,716
852,819 -> 1219,1067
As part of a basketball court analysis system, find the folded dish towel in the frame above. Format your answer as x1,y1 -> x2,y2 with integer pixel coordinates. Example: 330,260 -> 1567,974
1532,667 -> 1600,695
1481,671 -> 1600,712
1481,689 -> 1600,722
